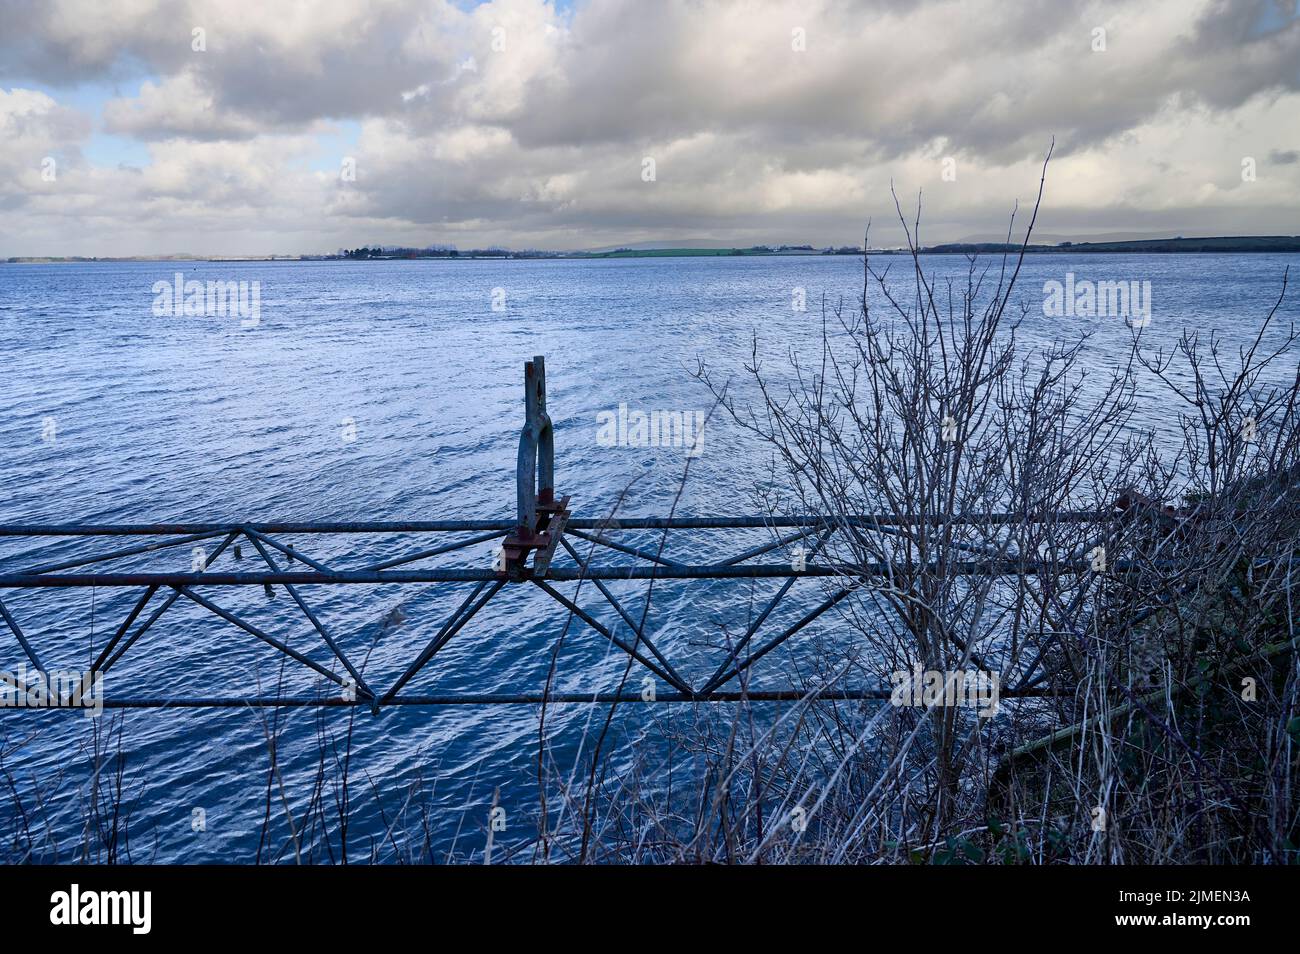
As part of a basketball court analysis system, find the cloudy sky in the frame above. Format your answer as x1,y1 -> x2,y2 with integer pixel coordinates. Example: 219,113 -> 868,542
1,0 -> 1298,256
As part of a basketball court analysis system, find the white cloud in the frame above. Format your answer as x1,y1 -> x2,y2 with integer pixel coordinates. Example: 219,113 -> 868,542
1,0 -> 1297,255
104,72 -> 264,140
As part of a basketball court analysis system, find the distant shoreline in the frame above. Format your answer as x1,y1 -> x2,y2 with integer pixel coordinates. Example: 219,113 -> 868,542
6,235 -> 1299,264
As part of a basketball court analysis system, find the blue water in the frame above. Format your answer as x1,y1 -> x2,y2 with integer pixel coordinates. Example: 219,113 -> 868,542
0,253 -> 1295,861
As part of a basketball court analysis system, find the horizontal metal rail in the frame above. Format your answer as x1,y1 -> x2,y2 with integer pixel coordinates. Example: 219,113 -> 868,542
0,511 -> 1115,537
31,687 -> 1062,709
0,559 -> 1117,588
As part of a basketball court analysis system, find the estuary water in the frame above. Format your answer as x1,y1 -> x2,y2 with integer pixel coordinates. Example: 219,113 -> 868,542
0,252 -> 1295,861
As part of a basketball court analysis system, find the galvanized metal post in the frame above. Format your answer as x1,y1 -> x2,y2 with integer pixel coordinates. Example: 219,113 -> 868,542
506,356 -> 559,576
515,355 -> 554,535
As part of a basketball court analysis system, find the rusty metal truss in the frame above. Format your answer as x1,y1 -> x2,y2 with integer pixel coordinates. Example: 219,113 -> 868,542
0,356 -> 1101,711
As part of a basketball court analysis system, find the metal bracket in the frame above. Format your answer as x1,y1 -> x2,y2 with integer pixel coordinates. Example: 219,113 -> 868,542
503,356 -> 565,578
531,495 -> 570,578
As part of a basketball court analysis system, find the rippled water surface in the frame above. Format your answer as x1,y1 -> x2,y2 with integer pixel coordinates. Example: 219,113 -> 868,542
0,253 -> 1295,860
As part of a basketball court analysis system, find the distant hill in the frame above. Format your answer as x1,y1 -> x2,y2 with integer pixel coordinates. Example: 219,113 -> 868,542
582,239 -> 741,253
8,235 -> 1298,265
923,235 -> 1300,255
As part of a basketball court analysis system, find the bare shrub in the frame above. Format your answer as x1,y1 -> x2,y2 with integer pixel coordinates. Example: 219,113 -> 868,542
544,153 -> 1299,864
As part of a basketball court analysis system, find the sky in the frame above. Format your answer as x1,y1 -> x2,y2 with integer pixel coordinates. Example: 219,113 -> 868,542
1,0 -> 1298,257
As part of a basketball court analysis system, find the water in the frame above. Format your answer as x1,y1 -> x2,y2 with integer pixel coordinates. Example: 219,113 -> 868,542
0,252 -> 1295,861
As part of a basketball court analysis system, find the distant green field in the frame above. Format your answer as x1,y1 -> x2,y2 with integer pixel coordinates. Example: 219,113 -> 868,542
926,235 -> 1300,255
585,247 -> 778,258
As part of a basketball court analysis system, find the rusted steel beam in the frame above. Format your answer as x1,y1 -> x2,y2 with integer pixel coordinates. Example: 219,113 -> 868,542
565,527 -> 688,567
703,586 -> 856,693
175,585 -> 349,688
0,511 -> 1120,538
96,531 -> 241,674
558,536 -> 688,690
531,579 -> 691,692
13,528 -> 228,576
243,530 -> 376,703
241,527 -> 334,573
0,357 -> 1150,715
90,584 -> 159,674
364,529 -> 506,571
716,524 -> 827,566
382,579 -> 506,702
0,595 -> 44,673
11,687 -> 1063,709
0,558 -> 1153,588
703,528 -> 836,690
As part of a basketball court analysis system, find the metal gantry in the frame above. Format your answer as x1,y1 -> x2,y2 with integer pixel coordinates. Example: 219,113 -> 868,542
0,356 -> 1095,711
